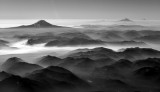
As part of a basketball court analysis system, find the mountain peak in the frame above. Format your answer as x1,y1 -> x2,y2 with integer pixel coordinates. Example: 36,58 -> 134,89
33,20 -> 54,27
119,18 -> 133,22
14,20 -> 63,28
1,57 -> 24,70
37,55 -> 62,67
6,57 -> 23,63
35,20 -> 50,24
37,20 -> 48,22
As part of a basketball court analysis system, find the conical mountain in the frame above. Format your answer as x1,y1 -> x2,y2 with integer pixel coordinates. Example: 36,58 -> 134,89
14,20 -> 63,28
32,20 -> 57,27
119,18 -> 133,22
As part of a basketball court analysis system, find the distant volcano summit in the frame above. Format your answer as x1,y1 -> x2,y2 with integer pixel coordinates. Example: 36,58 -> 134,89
33,20 -> 55,27
14,20 -> 63,28
119,18 -> 133,22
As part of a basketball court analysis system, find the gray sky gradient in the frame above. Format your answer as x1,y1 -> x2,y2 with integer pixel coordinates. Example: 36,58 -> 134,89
0,0 -> 160,19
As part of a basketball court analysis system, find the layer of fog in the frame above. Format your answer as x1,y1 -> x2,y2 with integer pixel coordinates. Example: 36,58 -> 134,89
0,39 -> 159,63
0,40 -> 145,56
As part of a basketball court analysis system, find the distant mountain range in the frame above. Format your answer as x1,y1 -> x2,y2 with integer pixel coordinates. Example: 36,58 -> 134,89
66,47 -> 160,61
79,24 -> 145,29
77,18 -> 150,30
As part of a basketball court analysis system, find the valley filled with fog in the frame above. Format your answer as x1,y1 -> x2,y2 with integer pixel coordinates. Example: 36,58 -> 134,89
0,19 -> 160,62
1,20 -> 160,92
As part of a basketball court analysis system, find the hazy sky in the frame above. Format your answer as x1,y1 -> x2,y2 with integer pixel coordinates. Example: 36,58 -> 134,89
0,0 -> 160,19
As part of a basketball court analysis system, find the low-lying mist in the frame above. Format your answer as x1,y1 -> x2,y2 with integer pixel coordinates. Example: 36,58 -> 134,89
0,40 -> 104,55
1,39 -> 151,55
0,39 -> 158,63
